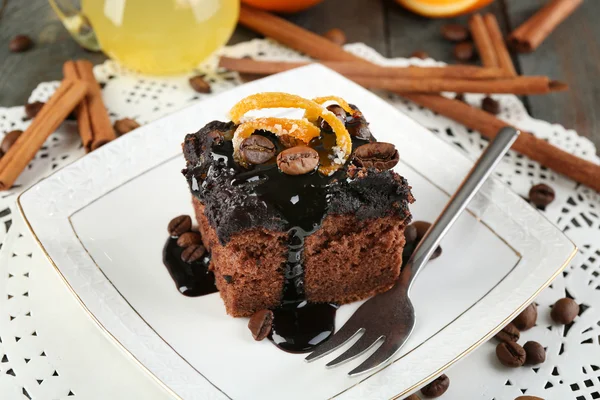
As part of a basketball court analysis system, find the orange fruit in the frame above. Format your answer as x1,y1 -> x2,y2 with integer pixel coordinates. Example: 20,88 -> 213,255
396,0 -> 494,18
241,0 -> 324,14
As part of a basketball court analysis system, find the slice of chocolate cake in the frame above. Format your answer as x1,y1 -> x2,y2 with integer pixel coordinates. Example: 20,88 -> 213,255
182,93 -> 414,318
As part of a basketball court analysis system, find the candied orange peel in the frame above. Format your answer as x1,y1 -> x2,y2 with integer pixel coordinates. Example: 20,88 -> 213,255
311,96 -> 353,114
233,117 -> 321,153
229,92 -> 353,175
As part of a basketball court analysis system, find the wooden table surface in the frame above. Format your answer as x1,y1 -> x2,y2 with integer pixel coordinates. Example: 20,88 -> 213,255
1,0 -> 599,152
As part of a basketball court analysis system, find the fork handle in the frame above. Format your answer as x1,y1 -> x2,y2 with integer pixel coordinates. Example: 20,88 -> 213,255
399,127 -> 520,293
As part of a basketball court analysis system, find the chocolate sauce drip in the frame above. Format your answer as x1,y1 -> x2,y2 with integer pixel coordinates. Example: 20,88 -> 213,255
269,302 -> 338,353
162,238 -> 217,296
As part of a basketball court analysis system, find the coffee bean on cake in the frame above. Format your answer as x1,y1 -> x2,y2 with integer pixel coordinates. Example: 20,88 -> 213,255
189,75 -> 211,93
420,374 -> 449,398
551,298 -> 579,324
168,215 -> 192,237
177,231 -> 202,248
512,303 -> 537,330
1,130 -> 23,153
277,146 -> 319,175
523,341 -> 546,365
248,309 -> 274,341
24,101 -> 45,119
240,135 -> 276,165
495,323 -> 520,343
320,104 -> 347,131
353,142 -> 399,170
496,341 -> 526,367
181,244 -> 206,263
441,24 -> 469,42
529,183 -> 555,208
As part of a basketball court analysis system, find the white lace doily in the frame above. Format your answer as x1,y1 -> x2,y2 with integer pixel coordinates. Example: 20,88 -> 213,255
0,39 -> 599,400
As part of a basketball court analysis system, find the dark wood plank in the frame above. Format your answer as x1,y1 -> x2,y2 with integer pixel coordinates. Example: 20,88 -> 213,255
505,0 -> 600,151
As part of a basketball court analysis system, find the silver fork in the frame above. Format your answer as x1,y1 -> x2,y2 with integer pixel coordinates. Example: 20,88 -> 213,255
305,127 -> 520,376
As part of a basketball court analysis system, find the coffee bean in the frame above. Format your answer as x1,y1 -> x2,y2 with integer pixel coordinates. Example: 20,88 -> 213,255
495,323 -> 520,343
1,130 -> 23,153
114,118 -> 140,136
404,224 -> 418,245
523,341 -> 546,365
168,215 -> 192,237
453,41 -> 474,61
320,104 -> 347,131
481,96 -> 500,115
9,35 -> 34,53
181,244 -> 206,263
420,374 -> 449,398
353,142 -> 399,170
248,309 -> 273,341
277,146 -> 319,175
346,107 -> 372,141
323,28 -> 346,46
410,50 -> 429,60
189,75 -> 211,93
177,231 -> 202,248
496,341 -> 526,367
240,135 -> 276,165
278,134 -> 301,148
551,297 -> 579,324
512,303 -> 537,331
407,221 -> 442,260
529,183 -> 555,209
441,24 -> 469,42
24,101 -> 45,119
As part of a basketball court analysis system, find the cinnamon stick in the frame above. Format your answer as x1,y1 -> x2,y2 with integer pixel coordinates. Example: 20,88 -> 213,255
469,14 -> 499,68
219,57 -> 510,80
237,4 -> 600,192
509,0 -> 583,53
63,61 -> 93,152
70,60 -> 116,151
0,80 -> 88,190
483,14 -> 517,77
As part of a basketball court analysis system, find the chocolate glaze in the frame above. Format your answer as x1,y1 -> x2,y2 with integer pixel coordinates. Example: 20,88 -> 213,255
179,104 -> 414,353
162,237 -> 217,296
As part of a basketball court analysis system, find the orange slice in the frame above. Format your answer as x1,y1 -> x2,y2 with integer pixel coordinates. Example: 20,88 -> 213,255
396,0 -> 493,18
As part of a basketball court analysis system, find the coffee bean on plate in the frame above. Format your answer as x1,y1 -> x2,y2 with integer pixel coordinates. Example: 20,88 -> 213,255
248,309 -> 273,341
1,130 -> 23,153
551,297 -> 579,324
523,341 -> 546,365
481,96 -> 500,115
181,244 -> 206,263
320,104 -> 347,131
168,215 -> 192,237
410,50 -> 429,60
189,75 -> 211,93
277,146 -> 319,175
441,24 -> 469,42
512,303 -> 537,331
453,41 -> 474,61
529,183 -> 555,209
496,341 -> 526,367
177,231 -> 202,248
420,374 -> 449,398
24,101 -> 45,119
240,135 -> 276,165
495,323 -> 520,343
323,28 -> 346,46
114,118 -> 140,136
353,142 -> 399,170
9,35 -> 34,53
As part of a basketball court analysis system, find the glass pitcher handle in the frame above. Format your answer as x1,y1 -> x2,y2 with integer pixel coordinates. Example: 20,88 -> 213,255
49,0 -> 101,52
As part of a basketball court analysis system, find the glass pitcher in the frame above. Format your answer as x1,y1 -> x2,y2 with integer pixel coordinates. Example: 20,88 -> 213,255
50,0 -> 239,75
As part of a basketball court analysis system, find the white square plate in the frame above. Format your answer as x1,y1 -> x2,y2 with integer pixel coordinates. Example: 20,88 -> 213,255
19,65 -> 576,400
